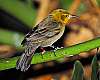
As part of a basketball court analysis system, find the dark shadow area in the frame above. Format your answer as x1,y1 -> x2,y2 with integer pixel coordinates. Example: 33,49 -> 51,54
0,9 -> 30,34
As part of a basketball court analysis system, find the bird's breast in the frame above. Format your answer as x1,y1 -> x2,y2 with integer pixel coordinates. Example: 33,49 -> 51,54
41,25 -> 65,47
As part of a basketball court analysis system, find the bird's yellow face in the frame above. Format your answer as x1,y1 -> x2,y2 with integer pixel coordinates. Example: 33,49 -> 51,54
50,9 -> 77,25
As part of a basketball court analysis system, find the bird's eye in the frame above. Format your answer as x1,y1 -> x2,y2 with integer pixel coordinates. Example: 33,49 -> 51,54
65,15 -> 68,17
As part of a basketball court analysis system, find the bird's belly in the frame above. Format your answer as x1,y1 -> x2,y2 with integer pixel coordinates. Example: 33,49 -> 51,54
41,27 -> 65,47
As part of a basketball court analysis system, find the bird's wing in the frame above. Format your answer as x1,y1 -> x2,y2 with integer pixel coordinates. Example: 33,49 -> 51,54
21,17 -> 51,45
21,26 -> 38,45
21,17 -> 60,46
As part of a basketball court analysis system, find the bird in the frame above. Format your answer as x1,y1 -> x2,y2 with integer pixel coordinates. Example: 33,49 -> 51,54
16,9 -> 78,71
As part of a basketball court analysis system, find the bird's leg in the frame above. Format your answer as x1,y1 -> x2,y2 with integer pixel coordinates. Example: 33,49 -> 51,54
40,47 -> 46,59
50,45 -> 63,50
49,45 -> 57,56
40,47 -> 46,54
50,45 -> 64,56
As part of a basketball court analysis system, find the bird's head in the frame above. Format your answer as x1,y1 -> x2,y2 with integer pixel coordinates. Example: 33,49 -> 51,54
50,9 -> 78,25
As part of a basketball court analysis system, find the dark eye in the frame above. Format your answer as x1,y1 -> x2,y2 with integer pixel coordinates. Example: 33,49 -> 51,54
65,15 -> 68,17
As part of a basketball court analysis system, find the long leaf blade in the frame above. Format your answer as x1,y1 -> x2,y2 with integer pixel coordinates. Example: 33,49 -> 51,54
91,55 -> 99,80
72,60 -> 84,80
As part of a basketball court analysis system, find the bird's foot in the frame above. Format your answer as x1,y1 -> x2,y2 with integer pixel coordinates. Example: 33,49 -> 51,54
50,45 -> 64,56
50,45 -> 63,50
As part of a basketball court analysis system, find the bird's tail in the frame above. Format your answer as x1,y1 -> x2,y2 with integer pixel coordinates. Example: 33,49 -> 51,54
16,45 -> 38,71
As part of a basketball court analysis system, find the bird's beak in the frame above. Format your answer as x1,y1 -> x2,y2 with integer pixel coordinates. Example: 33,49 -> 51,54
70,15 -> 79,18
67,15 -> 79,25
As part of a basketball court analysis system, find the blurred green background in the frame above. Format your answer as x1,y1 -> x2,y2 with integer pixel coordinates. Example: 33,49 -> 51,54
0,0 -> 100,80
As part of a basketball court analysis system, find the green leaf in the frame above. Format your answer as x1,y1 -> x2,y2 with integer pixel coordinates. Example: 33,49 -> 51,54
60,0 -> 73,9
0,29 -> 24,50
72,60 -> 84,80
91,55 -> 99,80
0,0 -> 36,27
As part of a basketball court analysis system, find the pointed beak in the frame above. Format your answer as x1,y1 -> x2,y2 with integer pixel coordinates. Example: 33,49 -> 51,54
67,14 -> 79,25
70,15 -> 79,18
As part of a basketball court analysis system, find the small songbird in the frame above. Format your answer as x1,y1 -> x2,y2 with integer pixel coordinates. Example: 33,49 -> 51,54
16,9 -> 78,71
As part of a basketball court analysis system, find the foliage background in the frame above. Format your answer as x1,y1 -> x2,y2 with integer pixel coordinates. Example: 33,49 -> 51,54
0,0 -> 100,80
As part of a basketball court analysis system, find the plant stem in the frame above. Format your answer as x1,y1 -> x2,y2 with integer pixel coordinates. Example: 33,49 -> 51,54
0,37 -> 100,71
